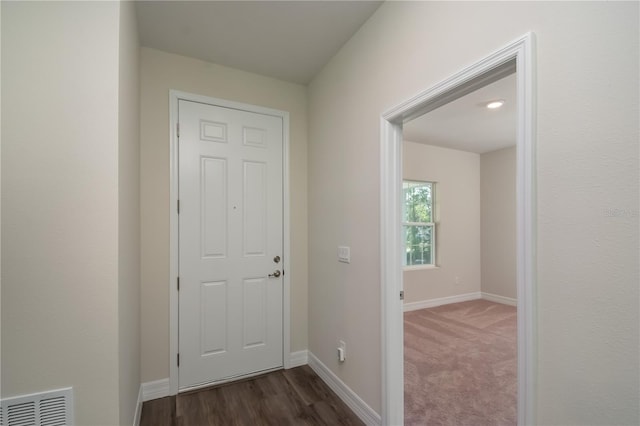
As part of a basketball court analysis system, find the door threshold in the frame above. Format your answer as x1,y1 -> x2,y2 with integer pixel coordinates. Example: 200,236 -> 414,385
178,366 -> 284,394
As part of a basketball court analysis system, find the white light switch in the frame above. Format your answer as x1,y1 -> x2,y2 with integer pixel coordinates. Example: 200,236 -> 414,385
338,246 -> 351,263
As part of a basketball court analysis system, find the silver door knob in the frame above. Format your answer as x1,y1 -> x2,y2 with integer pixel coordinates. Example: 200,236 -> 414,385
273,255 -> 281,263
268,270 -> 281,278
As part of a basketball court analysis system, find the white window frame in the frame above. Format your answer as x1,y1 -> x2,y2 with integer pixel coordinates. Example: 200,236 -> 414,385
402,180 -> 436,269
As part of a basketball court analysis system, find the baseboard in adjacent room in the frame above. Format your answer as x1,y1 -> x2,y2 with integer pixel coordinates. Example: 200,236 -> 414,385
288,350 -> 309,368
481,292 -> 517,306
142,378 -> 171,402
133,384 -> 143,426
307,351 -> 381,426
403,292 -> 482,312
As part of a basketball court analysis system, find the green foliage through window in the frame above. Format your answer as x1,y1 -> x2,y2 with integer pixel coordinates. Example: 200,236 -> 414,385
403,181 -> 435,266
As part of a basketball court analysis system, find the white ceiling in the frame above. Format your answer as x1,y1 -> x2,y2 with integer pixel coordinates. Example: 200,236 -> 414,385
135,0 -> 383,85
136,1 -> 514,153
403,73 -> 517,154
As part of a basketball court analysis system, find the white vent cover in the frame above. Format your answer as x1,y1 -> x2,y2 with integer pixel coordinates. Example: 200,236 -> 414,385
1,387 -> 73,426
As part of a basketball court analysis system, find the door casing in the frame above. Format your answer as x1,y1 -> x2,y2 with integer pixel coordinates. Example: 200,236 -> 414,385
380,33 -> 537,426
168,90 -> 291,395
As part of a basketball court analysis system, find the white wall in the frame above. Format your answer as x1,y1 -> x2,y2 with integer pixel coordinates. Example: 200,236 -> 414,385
140,47 -> 308,382
117,2 -> 141,425
481,146 -> 516,300
0,1 -> 3,401
308,2 -> 639,423
1,2 -> 121,424
403,141 -> 481,303
2,2 -> 142,424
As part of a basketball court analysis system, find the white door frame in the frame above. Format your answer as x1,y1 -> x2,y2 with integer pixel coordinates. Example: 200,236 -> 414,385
168,90 -> 291,395
380,33 -> 536,426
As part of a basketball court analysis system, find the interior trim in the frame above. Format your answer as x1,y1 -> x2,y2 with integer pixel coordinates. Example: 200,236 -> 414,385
380,32 -> 536,426
308,351 -> 382,426
168,90 -> 292,395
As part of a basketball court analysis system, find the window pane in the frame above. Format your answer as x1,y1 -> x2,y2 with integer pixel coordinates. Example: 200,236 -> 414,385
403,181 -> 432,223
404,224 -> 433,266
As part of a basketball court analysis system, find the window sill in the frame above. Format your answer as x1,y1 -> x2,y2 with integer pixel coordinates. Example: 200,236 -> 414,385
403,265 -> 439,271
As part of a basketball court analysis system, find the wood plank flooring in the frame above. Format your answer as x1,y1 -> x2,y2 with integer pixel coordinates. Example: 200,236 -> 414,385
140,365 -> 364,426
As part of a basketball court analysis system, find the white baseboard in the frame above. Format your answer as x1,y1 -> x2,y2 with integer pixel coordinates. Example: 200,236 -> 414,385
403,291 -> 517,311
133,384 -> 143,426
403,291 -> 481,312
288,350 -> 308,368
142,378 -> 171,402
307,351 -> 381,426
482,291 -> 517,306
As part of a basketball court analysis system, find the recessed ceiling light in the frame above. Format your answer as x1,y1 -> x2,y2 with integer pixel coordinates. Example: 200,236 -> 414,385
486,100 -> 505,109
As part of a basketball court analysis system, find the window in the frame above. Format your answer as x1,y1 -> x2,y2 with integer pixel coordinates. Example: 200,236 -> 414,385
403,180 -> 435,267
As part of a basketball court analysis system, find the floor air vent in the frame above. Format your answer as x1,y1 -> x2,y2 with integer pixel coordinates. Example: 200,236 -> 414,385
1,388 -> 73,426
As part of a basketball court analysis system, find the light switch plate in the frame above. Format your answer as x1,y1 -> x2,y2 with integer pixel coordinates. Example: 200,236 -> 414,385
338,246 -> 351,263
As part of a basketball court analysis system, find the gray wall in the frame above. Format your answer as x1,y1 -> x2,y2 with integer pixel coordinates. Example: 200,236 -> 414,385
403,142 -> 481,303
481,146 -> 516,300
308,2 -> 639,422
118,2 -> 141,424
2,2 -> 141,423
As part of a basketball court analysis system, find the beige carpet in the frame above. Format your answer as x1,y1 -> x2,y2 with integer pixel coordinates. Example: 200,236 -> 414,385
404,299 -> 517,426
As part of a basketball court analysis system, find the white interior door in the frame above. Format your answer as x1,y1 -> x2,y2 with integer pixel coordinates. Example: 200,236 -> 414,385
178,99 -> 283,389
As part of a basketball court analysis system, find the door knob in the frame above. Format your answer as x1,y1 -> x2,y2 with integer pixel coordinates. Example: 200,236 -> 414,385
273,255 -> 281,263
268,270 -> 281,278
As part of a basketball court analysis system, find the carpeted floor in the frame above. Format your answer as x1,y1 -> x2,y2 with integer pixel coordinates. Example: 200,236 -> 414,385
404,299 -> 517,426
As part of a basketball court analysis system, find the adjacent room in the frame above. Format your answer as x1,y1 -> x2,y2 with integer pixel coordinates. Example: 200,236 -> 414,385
401,73 -> 518,425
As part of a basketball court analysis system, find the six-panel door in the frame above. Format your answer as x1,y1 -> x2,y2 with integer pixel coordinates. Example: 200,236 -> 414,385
178,100 -> 283,389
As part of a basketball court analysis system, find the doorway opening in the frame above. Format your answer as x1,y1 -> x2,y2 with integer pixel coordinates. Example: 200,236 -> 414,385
380,33 -> 536,426
402,71 -> 517,424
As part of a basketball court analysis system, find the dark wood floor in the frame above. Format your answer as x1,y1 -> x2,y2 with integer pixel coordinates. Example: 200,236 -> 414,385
140,365 -> 364,426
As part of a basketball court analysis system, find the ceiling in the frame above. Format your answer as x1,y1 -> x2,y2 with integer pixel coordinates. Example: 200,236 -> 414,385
135,0 -> 383,85
403,73 -> 517,154
136,1 -> 514,153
